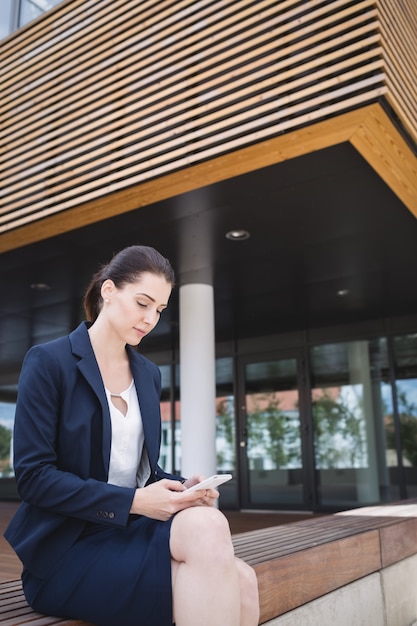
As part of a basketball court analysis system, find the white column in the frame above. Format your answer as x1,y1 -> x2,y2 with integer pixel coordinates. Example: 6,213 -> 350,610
179,283 -> 217,478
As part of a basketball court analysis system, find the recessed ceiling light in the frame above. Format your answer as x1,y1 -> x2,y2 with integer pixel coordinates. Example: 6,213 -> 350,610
337,289 -> 349,297
30,283 -> 51,291
225,229 -> 250,241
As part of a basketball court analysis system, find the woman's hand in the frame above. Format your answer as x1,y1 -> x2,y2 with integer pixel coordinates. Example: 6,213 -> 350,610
130,477 -> 219,520
182,475 -> 219,508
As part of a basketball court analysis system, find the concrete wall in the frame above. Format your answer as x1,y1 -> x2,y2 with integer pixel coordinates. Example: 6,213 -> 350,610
265,553 -> 417,626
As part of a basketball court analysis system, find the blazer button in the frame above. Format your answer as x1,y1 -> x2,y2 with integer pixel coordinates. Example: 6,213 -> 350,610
109,512 -> 115,519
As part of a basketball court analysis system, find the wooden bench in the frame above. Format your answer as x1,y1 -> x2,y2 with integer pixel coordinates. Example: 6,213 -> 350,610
232,501 -> 417,624
2,501 -> 417,625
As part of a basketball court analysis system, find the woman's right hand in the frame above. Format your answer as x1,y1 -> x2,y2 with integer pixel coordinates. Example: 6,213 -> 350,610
129,478 -> 218,520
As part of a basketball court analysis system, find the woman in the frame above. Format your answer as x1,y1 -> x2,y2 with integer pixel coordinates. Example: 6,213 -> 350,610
5,245 -> 259,626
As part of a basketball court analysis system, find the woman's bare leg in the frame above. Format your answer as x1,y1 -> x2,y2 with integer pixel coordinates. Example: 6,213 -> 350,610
235,556 -> 260,626
170,507 -> 259,626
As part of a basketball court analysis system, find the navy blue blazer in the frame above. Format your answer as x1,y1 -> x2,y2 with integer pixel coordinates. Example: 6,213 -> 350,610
5,322 -> 178,578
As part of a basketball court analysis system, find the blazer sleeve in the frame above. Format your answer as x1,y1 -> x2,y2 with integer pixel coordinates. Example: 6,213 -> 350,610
13,345 -> 135,528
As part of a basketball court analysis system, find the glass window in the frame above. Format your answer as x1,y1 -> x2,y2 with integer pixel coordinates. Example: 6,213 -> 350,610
0,400 -> 16,498
0,0 -> 13,38
19,0 -> 63,29
1,0 -> 65,38
392,333 -> 417,498
310,339 -> 400,508
215,357 -> 237,508
0,401 -> 14,477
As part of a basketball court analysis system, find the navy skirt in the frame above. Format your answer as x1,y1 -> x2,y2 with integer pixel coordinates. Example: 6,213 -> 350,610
22,515 -> 174,626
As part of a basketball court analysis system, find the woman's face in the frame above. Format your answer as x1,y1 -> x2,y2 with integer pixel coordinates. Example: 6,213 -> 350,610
101,272 -> 172,345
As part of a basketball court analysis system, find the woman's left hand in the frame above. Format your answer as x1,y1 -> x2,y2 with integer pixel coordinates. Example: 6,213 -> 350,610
181,475 -> 219,507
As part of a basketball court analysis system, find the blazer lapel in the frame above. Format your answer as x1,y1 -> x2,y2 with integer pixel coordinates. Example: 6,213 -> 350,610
68,324 -> 161,476
129,349 -> 161,471
69,323 -> 112,472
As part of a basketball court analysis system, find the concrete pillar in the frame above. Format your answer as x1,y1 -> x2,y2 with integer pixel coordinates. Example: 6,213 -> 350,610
179,283 -> 217,478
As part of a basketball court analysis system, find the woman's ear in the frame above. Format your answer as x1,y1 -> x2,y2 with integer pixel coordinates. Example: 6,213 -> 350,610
101,279 -> 115,303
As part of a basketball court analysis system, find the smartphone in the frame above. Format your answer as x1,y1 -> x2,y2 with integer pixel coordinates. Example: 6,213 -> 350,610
185,474 -> 232,492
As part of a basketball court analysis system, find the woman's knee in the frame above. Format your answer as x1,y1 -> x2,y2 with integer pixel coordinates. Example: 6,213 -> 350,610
173,506 -> 231,542
171,507 -> 233,563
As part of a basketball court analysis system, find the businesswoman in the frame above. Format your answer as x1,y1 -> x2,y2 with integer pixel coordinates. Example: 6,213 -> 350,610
5,245 -> 259,626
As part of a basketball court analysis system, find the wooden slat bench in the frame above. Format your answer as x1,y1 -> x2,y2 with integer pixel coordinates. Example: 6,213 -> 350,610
2,501 -> 417,625
233,501 -> 417,624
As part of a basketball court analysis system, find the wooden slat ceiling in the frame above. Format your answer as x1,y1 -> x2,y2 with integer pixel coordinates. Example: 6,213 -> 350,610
1,0 -> 415,252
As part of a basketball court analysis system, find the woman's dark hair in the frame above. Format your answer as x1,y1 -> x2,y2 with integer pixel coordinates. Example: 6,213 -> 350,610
83,245 -> 175,322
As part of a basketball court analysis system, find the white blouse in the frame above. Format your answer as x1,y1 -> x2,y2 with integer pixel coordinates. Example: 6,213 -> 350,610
105,380 -> 145,489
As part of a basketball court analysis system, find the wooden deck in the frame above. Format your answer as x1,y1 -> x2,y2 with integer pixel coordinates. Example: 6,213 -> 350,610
0,500 -> 318,582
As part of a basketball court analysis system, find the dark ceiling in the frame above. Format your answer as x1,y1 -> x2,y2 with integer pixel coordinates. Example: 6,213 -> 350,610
2,142 -> 417,395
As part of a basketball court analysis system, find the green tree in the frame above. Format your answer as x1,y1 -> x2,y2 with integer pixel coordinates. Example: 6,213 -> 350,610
312,389 -> 365,468
247,393 -> 301,468
0,424 -> 12,460
216,397 -> 235,467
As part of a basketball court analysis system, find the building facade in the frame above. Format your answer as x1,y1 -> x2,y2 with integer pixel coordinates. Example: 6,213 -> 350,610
0,0 -> 416,512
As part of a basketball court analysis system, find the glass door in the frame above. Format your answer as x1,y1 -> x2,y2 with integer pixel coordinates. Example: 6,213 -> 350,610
392,333 -> 417,499
237,352 -> 311,509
